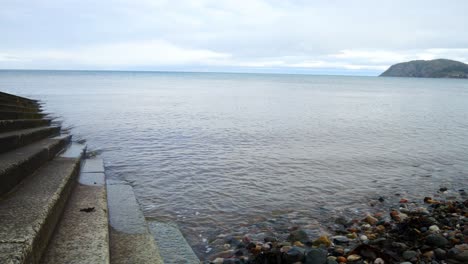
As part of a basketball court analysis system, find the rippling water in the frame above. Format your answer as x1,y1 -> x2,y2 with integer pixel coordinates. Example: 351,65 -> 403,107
1,70 -> 468,259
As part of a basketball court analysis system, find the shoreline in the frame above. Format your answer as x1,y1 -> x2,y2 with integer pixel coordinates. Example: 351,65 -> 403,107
204,189 -> 468,264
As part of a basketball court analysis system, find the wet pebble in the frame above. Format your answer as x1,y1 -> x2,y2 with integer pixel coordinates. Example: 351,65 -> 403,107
332,236 -> 350,245
287,229 -> 309,243
426,234 -> 448,248
305,248 -> 327,264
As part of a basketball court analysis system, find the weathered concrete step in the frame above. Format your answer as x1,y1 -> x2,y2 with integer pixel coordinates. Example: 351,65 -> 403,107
0,126 -> 61,154
0,103 -> 41,113
0,157 -> 81,264
107,181 -> 163,264
0,119 -> 52,133
148,222 -> 200,264
0,98 -> 39,108
0,92 -> 38,104
41,156 -> 110,264
0,135 -> 71,196
0,111 -> 46,120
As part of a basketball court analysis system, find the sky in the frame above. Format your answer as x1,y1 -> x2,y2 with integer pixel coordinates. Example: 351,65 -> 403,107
1,0 -> 468,75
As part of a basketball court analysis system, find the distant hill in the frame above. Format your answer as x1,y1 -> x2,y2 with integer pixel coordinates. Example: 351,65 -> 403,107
380,59 -> 468,78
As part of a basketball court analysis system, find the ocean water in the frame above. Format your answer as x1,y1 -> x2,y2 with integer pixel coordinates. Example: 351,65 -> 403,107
1,70 -> 468,258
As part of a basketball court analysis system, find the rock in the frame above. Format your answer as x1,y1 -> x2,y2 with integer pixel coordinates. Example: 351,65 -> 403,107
285,246 -> 305,263
246,242 -> 256,250
313,236 -> 332,247
391,242 -> 408,250
212,258 -> 224,264
375,225 -> 386,233
374,258 -> 384,264
305,248 -> 328,264
368,237 -> 386,245
378,197 -> 385,202
402,250 -> 418,260
223,259 -> 241,264
293,241 -> 304,247
453,250 -> 468,262
423,250 -> 434,259
346,254 -> 361,262
359,247 -> 377,259
212,250 -> 235,259
251,245 -> 261,254
390,210 -> 408,222
360,235 -> 368,241
281,245 -> 292,253
447,244 -> 468,262
429,225 -> 440,232
424,197 -> 438,204
335,216 -> 352,227
280,242 -> 292,247
365,215 -> 379,225
426,234 -> 449,248
326,258 -> 339,264
439,187 -> 448,192
332,236 -> 350,245
336,256 -> 347,263
288,230 -> 309,243
400,198 -> 409,203
413,207 -> 430,215
262,243 -> 271,250
264,236 -> 278,243
333,247 -> 345,256
361,224 -> 371,230
434,248 -> 446,259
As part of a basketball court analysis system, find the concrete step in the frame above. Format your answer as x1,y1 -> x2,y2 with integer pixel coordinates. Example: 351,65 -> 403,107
107,180 -> 163,264
0,157 -> 81,263
0,111 -> 46,120
0,92 -> 38,104
0,103 -> 41,113
148,222 -> 200,264
0,98 -> 39,108
0,119 -> 52,133
0,135 -> 71,196
41,152 -> 110,264
0,126 -> 61,154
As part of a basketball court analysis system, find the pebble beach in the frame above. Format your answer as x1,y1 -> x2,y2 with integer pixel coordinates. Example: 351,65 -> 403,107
205,188 -> 468,264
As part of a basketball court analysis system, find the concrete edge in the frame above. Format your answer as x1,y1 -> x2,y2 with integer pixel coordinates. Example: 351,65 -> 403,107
41,158 -> 109,264
107,179 -> 164,264
148,221 -> 200,264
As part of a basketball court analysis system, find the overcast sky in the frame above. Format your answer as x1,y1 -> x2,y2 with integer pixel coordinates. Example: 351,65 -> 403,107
1,0 -> 467,75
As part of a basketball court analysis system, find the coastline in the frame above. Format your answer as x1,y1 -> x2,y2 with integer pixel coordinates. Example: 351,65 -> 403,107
205,189 -> 468,263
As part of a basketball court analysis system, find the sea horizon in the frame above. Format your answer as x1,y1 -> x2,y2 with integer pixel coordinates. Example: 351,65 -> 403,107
0,68 -> 383,77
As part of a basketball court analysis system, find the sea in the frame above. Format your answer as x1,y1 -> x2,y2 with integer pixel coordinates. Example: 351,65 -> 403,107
1,70 -> 467,259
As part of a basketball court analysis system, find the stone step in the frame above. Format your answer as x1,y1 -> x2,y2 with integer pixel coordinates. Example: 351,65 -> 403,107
0,126 -> 61,154
0,156 -> 81,263
0,119 -> 52,133
41,153 -> 111,264
0,135 -> 71,196
0,103 -> 41,113
0,111 -> 46,120
0,92 -> 38,104
107,180 -> 163,264
148,222 -> 200,264
0,98 -> 40,108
